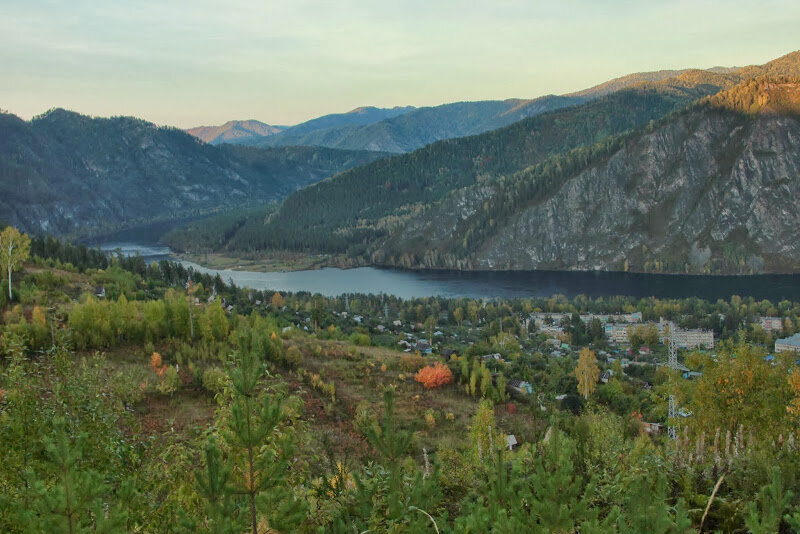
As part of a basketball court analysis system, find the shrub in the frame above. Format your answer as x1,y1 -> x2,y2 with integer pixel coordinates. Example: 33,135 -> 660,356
414,363 -> 454,389
399,353 -> 425,372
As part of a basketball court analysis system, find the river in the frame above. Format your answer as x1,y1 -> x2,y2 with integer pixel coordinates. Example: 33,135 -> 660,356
98,242 -> 800,301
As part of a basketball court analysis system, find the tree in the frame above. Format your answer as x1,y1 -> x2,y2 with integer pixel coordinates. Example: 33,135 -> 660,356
575,347 -> 600,400
453,307 -> 464,327
0,227 -> 31,301
221,348 -> 306,533
270,291 -> 285,308
744,467 -> 793,534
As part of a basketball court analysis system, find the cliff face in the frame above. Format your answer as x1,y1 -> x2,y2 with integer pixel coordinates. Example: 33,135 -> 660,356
378,83 -> 800,274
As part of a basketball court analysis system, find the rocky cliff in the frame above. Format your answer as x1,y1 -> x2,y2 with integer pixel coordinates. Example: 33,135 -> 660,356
377,80 -> 800,274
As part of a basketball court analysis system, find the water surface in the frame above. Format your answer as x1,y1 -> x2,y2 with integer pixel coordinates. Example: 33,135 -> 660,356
101,242 -> 800,301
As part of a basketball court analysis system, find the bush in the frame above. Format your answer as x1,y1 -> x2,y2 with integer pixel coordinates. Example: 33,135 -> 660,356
399,353 -> 425,372
202,367 -> 228,395
414,363 -> 454,389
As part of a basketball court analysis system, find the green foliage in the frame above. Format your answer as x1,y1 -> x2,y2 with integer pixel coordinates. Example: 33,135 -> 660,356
744,466 -> 794,534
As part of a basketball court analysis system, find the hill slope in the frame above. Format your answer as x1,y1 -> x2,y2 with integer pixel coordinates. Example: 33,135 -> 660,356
0,109 -> 387,237
375,79 -> 800,274
186,120 -> 286,144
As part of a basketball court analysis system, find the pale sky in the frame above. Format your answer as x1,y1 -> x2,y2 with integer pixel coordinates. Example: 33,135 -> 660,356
2,0 -> 799,128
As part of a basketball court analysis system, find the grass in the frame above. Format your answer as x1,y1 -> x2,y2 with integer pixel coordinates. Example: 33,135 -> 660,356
173,250 -> 351,272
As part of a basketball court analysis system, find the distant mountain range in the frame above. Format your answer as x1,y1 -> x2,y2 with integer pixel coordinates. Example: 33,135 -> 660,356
186,64 -> 750,154
186,120 -> 286,144
0,109 -> 387,237
173,51 -> 800,274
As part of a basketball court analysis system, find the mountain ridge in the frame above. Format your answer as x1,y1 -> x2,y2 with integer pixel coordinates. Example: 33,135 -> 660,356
0,109 -> 388,237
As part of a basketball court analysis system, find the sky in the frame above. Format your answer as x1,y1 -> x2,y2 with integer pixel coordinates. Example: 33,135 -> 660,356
2,0 -> 800,128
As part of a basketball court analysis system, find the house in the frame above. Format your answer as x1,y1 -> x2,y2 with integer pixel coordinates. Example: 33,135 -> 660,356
506,434 -> 518,451
641,422 -> 663,435
776,334 -> 800,354
507,379 -> 533,395
600,370 -> 614,384
639,346 -> 651,356
94,286 -> 106,299
440,348 -> 457,358
393,320 -> 403,327
481,353 -> 503,363
415,343 -> 433,354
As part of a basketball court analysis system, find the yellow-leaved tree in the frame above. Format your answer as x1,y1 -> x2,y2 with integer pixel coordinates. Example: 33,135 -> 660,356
575,347 -> 600,400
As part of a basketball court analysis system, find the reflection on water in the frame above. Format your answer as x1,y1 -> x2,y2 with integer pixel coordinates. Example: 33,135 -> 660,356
103,242 -> 800,301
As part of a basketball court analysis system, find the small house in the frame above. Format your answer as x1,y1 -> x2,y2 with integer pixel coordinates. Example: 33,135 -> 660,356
506,434 -> 518,451
507,379 -> 533,395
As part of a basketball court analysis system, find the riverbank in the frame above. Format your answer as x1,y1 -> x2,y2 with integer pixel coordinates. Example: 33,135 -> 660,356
171,250 -> 355,272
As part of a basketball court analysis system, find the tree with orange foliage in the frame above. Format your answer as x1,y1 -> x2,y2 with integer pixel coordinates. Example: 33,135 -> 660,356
414,363 -> 454,389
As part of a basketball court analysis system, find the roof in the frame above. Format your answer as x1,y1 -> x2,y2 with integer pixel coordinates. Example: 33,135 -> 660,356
776,333 -> 800,348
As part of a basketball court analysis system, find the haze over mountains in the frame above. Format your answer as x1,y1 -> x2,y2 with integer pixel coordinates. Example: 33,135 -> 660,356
166,50 -> 800,275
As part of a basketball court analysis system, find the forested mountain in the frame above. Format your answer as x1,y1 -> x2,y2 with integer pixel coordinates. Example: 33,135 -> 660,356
175,52 -> 800,274
226,65 -> 753,154
0,109 -> 387,237
374,78 -> 800,274
179,71 -> 733,256
185,120 -> 286,144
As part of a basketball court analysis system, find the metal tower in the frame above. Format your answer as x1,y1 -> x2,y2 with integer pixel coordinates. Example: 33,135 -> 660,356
667,324 -> 678,439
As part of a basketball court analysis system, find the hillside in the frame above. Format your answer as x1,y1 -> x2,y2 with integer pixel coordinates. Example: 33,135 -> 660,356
186,74 -> 731,256
375,79 -> 800,274
185,119 -> 285,144
0,109 -> 387,237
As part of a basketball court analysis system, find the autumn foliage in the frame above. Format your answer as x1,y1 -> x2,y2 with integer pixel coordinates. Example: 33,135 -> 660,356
414,363 -> 454,389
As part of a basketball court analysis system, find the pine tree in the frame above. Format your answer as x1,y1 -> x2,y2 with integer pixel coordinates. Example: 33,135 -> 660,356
222,348 -> 306,533
28,423 -> 129,533
744,467 -> 793,534
365,388 -> 412,520
183,436 -> 242,533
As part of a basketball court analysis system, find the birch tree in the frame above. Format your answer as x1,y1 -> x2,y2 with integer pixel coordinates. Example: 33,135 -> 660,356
0,227 -> 31,301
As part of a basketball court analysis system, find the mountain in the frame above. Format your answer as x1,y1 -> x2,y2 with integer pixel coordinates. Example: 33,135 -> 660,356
186,120 -> 285,144
179,76 -> 728,255
252,96 -> 585,153
236,66 -> 750,155
184,51 -> 800,274
0,109 -> 388,237
233,105 -> 417,149
375,78 -> 800,274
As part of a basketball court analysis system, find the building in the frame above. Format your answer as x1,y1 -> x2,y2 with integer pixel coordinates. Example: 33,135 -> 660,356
507,379 -> 533,395
775,333 -> 800,354
658,321 -> 715,349
673,329 -> 715,349
759,316 -> 784,333
604,323 -> 629,344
